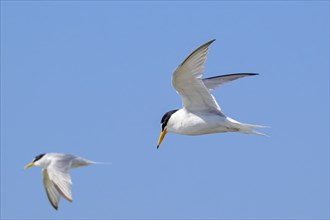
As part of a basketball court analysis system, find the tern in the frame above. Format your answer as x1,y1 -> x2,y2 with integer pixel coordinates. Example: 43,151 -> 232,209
157,39 -> 265,148
24,153 -> 98,210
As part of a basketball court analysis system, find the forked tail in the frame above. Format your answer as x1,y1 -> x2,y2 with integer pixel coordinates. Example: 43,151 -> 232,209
238,123 -> 268,136
227,118 -> 268,136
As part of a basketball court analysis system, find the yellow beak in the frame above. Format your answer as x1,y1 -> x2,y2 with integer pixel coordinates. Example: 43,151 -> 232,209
24,162 -> 34,169
157,129 -> 167,149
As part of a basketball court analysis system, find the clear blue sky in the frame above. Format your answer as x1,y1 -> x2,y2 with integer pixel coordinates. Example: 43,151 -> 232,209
1,1 -> 329,219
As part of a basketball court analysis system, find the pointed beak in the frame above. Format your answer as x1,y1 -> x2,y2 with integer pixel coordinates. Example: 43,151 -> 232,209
24,162 -> 34,169
157,129 -> 167,149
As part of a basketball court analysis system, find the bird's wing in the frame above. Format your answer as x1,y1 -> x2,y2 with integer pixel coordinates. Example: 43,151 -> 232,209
42,169 -> 61,210
202,73 -> 258,90
172,39 -> 222,112
45,160 -> 73,203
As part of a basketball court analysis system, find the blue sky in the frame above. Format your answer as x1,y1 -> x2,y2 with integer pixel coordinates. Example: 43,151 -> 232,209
1,1 -> 329,219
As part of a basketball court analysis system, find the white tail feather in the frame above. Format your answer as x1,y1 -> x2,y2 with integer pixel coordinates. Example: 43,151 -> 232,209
238,123 -> 269,137
93,161 -> 112,165
226,117 -> 269,137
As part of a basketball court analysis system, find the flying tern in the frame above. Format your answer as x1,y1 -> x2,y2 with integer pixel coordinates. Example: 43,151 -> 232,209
157,39 -> 265,148
24,153 -> 99,210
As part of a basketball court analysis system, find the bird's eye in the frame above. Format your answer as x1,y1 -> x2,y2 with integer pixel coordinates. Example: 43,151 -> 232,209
161,123 -> 166,131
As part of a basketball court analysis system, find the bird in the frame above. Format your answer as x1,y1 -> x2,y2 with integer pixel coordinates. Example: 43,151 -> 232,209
24,153 -> 98,210
157,39 -> 266,148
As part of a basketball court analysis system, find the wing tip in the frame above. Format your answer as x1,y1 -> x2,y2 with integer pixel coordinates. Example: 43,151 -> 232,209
234,73 -> 259,76
51,202 -> 58,210
203,73 -> 259,81
208,38 -> 216,43
203,39 -> 216,48
180,39 -> 217,66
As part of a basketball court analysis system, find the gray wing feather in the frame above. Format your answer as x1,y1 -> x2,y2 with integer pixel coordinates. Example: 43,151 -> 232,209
202,73 -> 258,90
46,161 -> 73,203
43,169 -> 61,210
172,39 -> 222,112
48,169 -> 73,202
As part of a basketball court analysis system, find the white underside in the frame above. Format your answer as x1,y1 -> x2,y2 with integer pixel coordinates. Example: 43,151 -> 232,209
166,108 -> 264,136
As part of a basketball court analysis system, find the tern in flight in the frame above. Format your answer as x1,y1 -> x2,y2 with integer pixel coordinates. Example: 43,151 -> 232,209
157,39 -> 265,148
24,153 -> 100,210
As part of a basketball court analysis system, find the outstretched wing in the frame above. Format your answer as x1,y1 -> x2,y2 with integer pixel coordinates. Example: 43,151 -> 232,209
42,169 -> 61,210
172,39 -> 223,113
47,167 -> 72,202
202,73 -> 258,90
42,157 -> 73,209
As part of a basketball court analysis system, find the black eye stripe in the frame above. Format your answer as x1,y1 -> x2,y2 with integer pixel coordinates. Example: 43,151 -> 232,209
160,109 -> 178,131
161,123 -> 166,131
33,153 -> 46,162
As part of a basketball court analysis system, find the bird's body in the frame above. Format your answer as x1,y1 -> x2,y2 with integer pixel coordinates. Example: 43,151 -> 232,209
165,108 -> 263,136
157,39 -> 265,148
24,153 -> 96,210
34,153 -> 95,169
166,109 -> 231,135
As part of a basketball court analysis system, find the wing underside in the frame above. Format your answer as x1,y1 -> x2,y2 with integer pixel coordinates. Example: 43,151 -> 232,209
43,169 -> 61,210
172,39 -> 222,112
42,164 -> 73,209
202,73 -> 258,90
172,40 -> 258,113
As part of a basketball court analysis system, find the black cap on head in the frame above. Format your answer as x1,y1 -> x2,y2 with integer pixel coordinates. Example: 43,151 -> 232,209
160,109 -> 178,131
33,153 -> 46,162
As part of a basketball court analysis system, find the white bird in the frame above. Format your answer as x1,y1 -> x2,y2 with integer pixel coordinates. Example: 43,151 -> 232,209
24,153 -> 97,210
157,39 -> 265,148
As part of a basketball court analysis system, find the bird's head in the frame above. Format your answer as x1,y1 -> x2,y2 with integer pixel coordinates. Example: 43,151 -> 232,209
157,109 -> 178,149
24,153 -> 46,169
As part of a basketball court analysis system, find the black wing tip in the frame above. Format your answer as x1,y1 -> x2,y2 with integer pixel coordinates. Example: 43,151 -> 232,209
230,73 -> 259,76
52,204 -> 58,210
203,39 -> 216,47
208,38 -> 216,43
203,73 -> 259,80
240,73 -> 259,77
180,39 -> 216,66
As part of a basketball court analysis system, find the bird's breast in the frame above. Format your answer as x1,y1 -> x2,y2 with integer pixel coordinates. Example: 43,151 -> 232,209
167,109 -> 227,135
